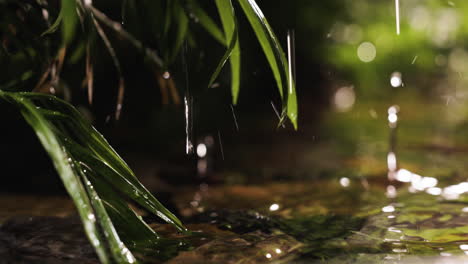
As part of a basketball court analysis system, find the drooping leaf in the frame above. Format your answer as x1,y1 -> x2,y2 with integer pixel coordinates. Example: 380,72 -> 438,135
41,10 -> 63,36
61,0 -> 78,44
0,90 -> 188,263
207,1 -> 239,92
21,92 -> 186,231
236,0 -> 298,128
0,91 -> 115,263
215,0 -> 241,104
186,0 -> 225,45
169,0 -> 189,64
91,16 -> 125,120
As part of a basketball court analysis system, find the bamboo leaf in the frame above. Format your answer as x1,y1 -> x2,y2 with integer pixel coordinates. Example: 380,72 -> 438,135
186,1 -> 225,45
0,91 -> 113,263
79,167 -> 138,264
0,91 -> 188,263
215,0 -> 241,104
169,0 -> 189,64
61,0 -> 78,44
236,0 -> 298,128
207,1 -> 239,91
41,10 -> 63,36
19,92 -> 186,231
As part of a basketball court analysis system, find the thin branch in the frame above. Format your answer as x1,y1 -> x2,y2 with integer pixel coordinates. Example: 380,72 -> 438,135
87,5 -> 164,68
91,15 -> 125,120
85,44 -> 94,105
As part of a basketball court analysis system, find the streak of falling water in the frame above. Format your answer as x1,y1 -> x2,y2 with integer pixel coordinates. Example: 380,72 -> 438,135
184,96 -> 193,154
230,104 -> 239,131
217,130 -> 225,160
121,0 -> 127,25
387,105 -> 400,180
183,42 -> 194,155
271,101 -> 286,128
395,0 -> 400,35
287,29 -> 296,94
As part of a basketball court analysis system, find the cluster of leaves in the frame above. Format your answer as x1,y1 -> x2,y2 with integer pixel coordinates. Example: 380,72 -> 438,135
1,0 -> 298,263
0,90 -> 189,263
43,0 -> 297,126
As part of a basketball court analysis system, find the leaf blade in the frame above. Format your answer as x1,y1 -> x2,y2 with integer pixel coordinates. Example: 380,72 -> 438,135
236,0 -> 298,127
187,0 -> 225,45
215,0 -> 241,104
61,0 -> 78,44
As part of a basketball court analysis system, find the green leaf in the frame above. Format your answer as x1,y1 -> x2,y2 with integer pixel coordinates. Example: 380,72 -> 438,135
21,92 -> 186,231
207,1 -> 239,92
41,10 -> 63,36
215,0 -> 241,104
169,0 -> 189,64
236,0 -> 298,128
61,0 -> 78,44
0,91 -> 114,263
186,0 -> 225,45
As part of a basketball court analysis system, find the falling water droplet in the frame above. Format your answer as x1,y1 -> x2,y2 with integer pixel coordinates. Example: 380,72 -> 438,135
41,9 -> 49,20
387,105 -> 399,180
120,0 -> 127,25
230,105 -> 239,131
395,0 -> 400,35
217,130 -> 225,161
184,96 -> 194,154
182,41 -> 194,155
287,29 -> 296,94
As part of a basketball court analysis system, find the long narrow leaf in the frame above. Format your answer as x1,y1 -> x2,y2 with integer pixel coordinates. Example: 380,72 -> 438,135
236,0 -> 298,128
0,91 -> 188,263
79,167 -> 138,264
186,0 -> 225,45
215,0 -> 241,104
0,91 -> 112,263
61,0 -> 78,44
19,92 -> 186,232
207,3 -> 239,92
169,0 -> 189,64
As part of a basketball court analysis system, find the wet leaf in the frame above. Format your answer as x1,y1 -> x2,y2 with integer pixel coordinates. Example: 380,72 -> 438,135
236,0 -> 298,128
169,0 -> 189,64
0,91 -> 187,263
215,0 -> 241,104
41,10 -> 63,37
207,0 -> 238,91
61,0 -> 78,44
187,1 -> 225,45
